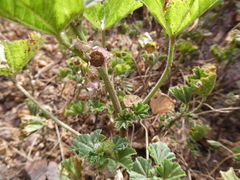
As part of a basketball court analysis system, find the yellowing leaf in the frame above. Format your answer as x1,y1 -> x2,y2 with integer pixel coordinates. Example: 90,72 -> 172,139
150,90 -> 175,114
123,95 -> 142,108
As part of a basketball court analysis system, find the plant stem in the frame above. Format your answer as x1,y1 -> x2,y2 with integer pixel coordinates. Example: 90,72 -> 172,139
55,34 -> 88,62
97,66 -> 127,137
102,30 -> 106,48
187,96 -> 206,115
168,103 -> 188,128
69,22 -> 87,42
97,66 -> 122,114
143,35 -> 176,104
10,76 -> 80,136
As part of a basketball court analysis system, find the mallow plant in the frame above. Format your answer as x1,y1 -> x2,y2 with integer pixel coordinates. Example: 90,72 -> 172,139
0,0 -> 222,179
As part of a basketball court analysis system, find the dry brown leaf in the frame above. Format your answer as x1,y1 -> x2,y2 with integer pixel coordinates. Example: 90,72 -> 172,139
123,95 -> 142,107
150,90 -> 175,114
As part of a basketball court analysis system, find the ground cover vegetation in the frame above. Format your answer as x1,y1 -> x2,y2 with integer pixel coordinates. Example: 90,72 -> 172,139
0,0 -> 240,179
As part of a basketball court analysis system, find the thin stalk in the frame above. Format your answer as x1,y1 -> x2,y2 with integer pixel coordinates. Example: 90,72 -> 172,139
101,30 -> 106,48
54,34 -> 88,62
187,96 -> 206,115
10,76 -> 80,136
97,66 -> 122,114
140,119 -> 149,159
168,103 -> 188,128
143,35 -> 176,104
69,22 -> 87,42
97,66 -> 126,137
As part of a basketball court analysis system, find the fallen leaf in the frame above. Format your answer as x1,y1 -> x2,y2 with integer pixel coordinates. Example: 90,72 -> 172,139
123,95 -> 142,107
150,90 -> 175,114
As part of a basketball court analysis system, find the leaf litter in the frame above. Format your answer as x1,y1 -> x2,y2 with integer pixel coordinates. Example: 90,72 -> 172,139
0,3 -> 240,179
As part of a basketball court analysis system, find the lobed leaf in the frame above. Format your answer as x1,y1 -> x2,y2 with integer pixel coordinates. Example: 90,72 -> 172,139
20,115 -> 46,138
112,136 -> 130,151
71,129 -> 106,157
220,167 -> 239,180
3,32 -> 44,75
128,157 -> 153,179
132,102 -> 149,119
169,85 -> 192,104
140,0 -> 218,36
64,100 -> 86,116
0,0 -> 89,35
58,156 -> 82,179
148,142 -> 175,165
84,0 -> 142,30
156,159 -> 186,180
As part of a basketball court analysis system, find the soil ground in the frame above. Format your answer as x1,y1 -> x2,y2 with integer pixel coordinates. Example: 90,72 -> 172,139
0,1 -> 240,180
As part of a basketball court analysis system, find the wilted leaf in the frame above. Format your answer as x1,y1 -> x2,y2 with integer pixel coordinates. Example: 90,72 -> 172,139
3,32 -> 44,74
58,156 -> 82,179
220,167 -> 239,180
20,115 -> 46,138
0,43 -> 12,76
187,64 -> 217,97
150,90 -> 175,114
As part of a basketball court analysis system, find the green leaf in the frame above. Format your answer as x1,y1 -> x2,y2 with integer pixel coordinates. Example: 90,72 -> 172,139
0,0 -> 88,35
3,32 -> 44,74
20,115 -> 46,138
64,100 -> 86,116
169,85 -> 192,104
108,148 -> 136,172
156,159 -> 186,180
128,157 -> 153,179
112,136 -> 130,151
189,120 -> 211,142
207,140 -> 224,150
187,64 -> 217,97
57,68 -> 72,79
233,146 -> 240,160
176,41 -> 198,54
220,167 -> 239,180
140,0 -> 218,36
84,0 -> 142,30
89,100 -> 106,112
71,129 -> 106,157
132,102 -> 149,119
114,109 -> 135,129
0,43 -> 12,76
148,142 -> 175,165
58,156 -> 82,179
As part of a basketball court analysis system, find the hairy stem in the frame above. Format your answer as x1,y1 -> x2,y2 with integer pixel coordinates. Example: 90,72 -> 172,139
10,76 -> 80,136
97,66 -> 126,137
55,34 -> 88,62
97,66 -> 122,114
143,35 -> 176,104
102,30 -> 106,48
69,22 -> 87,42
